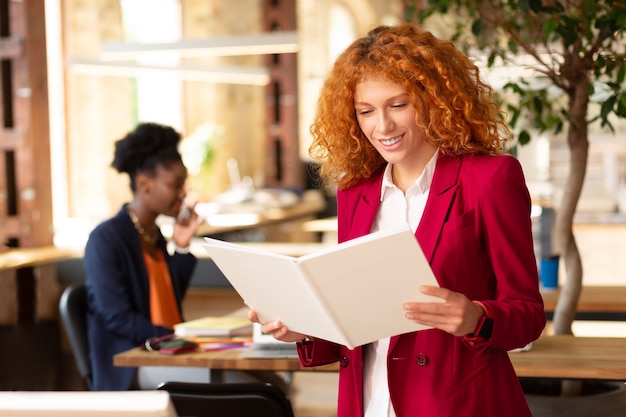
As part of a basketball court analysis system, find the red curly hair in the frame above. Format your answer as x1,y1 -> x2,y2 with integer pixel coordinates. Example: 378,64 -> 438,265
309,24 -> 511,190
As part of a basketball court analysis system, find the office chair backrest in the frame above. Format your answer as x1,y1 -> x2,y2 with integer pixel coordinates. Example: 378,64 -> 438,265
157,381 -> 296,417
59,283 -> 92,390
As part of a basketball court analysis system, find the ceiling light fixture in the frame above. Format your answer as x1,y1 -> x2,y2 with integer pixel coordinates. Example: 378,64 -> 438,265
100,31 -> 298,61
68,59 -> 270,86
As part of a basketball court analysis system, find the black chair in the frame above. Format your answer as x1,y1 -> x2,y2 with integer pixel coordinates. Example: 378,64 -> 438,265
157,381 -> 295,417
59,283 -> 92,390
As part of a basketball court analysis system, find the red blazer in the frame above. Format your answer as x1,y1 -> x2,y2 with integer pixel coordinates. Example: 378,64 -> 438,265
297,153 -> 545,417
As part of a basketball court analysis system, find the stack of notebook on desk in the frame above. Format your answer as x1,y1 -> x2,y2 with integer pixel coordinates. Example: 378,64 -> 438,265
174,316 -> 253,351
174,316 -> 253,337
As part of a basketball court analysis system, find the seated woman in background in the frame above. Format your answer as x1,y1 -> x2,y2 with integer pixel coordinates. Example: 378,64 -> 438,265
85,122 -> 288,391
84,122 -> 202,390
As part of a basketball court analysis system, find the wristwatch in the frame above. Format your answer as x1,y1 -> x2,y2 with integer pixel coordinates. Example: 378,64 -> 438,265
469,314 -> 494,339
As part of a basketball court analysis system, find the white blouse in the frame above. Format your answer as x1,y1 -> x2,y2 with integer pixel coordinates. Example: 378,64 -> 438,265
363,151 -> 438,417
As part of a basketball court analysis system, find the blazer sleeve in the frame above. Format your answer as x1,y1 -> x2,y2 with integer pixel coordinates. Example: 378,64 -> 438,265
472,157 -> 545,350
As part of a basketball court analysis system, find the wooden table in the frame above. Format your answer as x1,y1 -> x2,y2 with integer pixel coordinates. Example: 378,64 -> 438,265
542,286 -> 626,321
115,335 -> 626,381
302,216 -> 338,234
156,197 -> 327,240
114,343 -> 337,381
302,216 -> 337,244
0,246 -> 79,270
509,335 -> 626,380
0,245 -> 80,325
196,198 -> 326,237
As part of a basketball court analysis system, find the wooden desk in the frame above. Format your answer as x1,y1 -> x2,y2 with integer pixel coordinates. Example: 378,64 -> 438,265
156,197 -> 326,240
0,246 -> 78,270
114,335 -> 626,381
302,216 -> 337,244
196,198 -> 326,237
302,216 -> 338,234
0,245 -> 79,324
114,344 -> 337,379
509,336 -> 626,380
542,286 -> 626,320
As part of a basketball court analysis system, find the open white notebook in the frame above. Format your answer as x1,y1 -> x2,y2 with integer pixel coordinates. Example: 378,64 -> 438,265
203,225 -> 441,349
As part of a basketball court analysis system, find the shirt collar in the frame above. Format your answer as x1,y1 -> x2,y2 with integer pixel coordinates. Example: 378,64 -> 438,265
380,149 -> 439,201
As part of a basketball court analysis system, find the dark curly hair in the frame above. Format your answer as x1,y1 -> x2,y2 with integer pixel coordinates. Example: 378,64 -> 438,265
309,24 -> 511,190
111,122 -> 183,192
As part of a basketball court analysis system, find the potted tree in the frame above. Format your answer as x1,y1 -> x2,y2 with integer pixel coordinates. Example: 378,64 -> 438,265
405,0 -> 626,413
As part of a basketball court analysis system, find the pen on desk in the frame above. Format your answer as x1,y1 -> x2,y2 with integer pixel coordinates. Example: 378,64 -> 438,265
190,336 -> 253,344
202,342 -> 251,352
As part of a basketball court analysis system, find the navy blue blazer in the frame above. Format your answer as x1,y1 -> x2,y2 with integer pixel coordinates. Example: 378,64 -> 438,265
84,205 -> 197,390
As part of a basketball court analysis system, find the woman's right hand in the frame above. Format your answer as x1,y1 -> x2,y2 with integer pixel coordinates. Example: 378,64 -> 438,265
247,310 -> 308,343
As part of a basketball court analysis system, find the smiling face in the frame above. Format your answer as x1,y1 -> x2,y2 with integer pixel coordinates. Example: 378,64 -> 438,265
354,77 -> 437,183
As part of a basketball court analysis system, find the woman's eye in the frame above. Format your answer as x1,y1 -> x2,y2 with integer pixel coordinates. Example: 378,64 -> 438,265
391,103 -> 407,109
357,109 -> 373,116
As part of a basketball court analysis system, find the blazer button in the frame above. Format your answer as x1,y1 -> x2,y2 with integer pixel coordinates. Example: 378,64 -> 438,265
340,356 -> 349,368
415,353 -> 429,366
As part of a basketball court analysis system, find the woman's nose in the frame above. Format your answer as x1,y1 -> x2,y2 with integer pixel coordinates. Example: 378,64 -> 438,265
377,112 -> 395,133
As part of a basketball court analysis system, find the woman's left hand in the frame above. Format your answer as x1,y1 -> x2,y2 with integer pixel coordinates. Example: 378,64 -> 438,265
404,285 -> 484,337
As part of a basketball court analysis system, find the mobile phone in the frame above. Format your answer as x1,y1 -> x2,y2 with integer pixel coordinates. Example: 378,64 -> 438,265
177,205 -> 191,223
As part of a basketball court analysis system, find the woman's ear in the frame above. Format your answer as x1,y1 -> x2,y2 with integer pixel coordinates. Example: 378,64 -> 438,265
135,171 -> 152,195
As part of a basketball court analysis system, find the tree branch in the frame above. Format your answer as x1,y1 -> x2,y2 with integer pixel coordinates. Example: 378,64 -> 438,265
480,0 -> 568,90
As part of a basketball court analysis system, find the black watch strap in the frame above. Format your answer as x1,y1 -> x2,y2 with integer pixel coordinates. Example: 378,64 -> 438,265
477,317 -> 494,338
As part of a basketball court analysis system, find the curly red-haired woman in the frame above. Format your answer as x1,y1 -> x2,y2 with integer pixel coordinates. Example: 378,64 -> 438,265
250,24 -> 545,417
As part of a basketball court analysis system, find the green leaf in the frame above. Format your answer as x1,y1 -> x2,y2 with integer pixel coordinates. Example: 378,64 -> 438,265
617,93 -> 626,118
596,110 -> 615,131
528,0 -> 543,13
541,6 -> 563,14
507,105 -> 521,128
503,82 -> 523,95
556,15 -> 581,45
542,17 -> 557,39
601,94 -> 617,121
554,120 -> 563,135
471,19 -> 483,36
518,130 -> 531,145
519,0 -> 529,13
533,96 -> 544,116
617,65 -> 626,85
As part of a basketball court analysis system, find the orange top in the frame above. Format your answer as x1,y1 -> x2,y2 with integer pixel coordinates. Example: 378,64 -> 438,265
143,250 -> 181,328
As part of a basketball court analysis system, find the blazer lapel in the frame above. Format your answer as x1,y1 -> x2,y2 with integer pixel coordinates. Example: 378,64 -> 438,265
348,174 -> 383,239
416,154 -> 462,262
